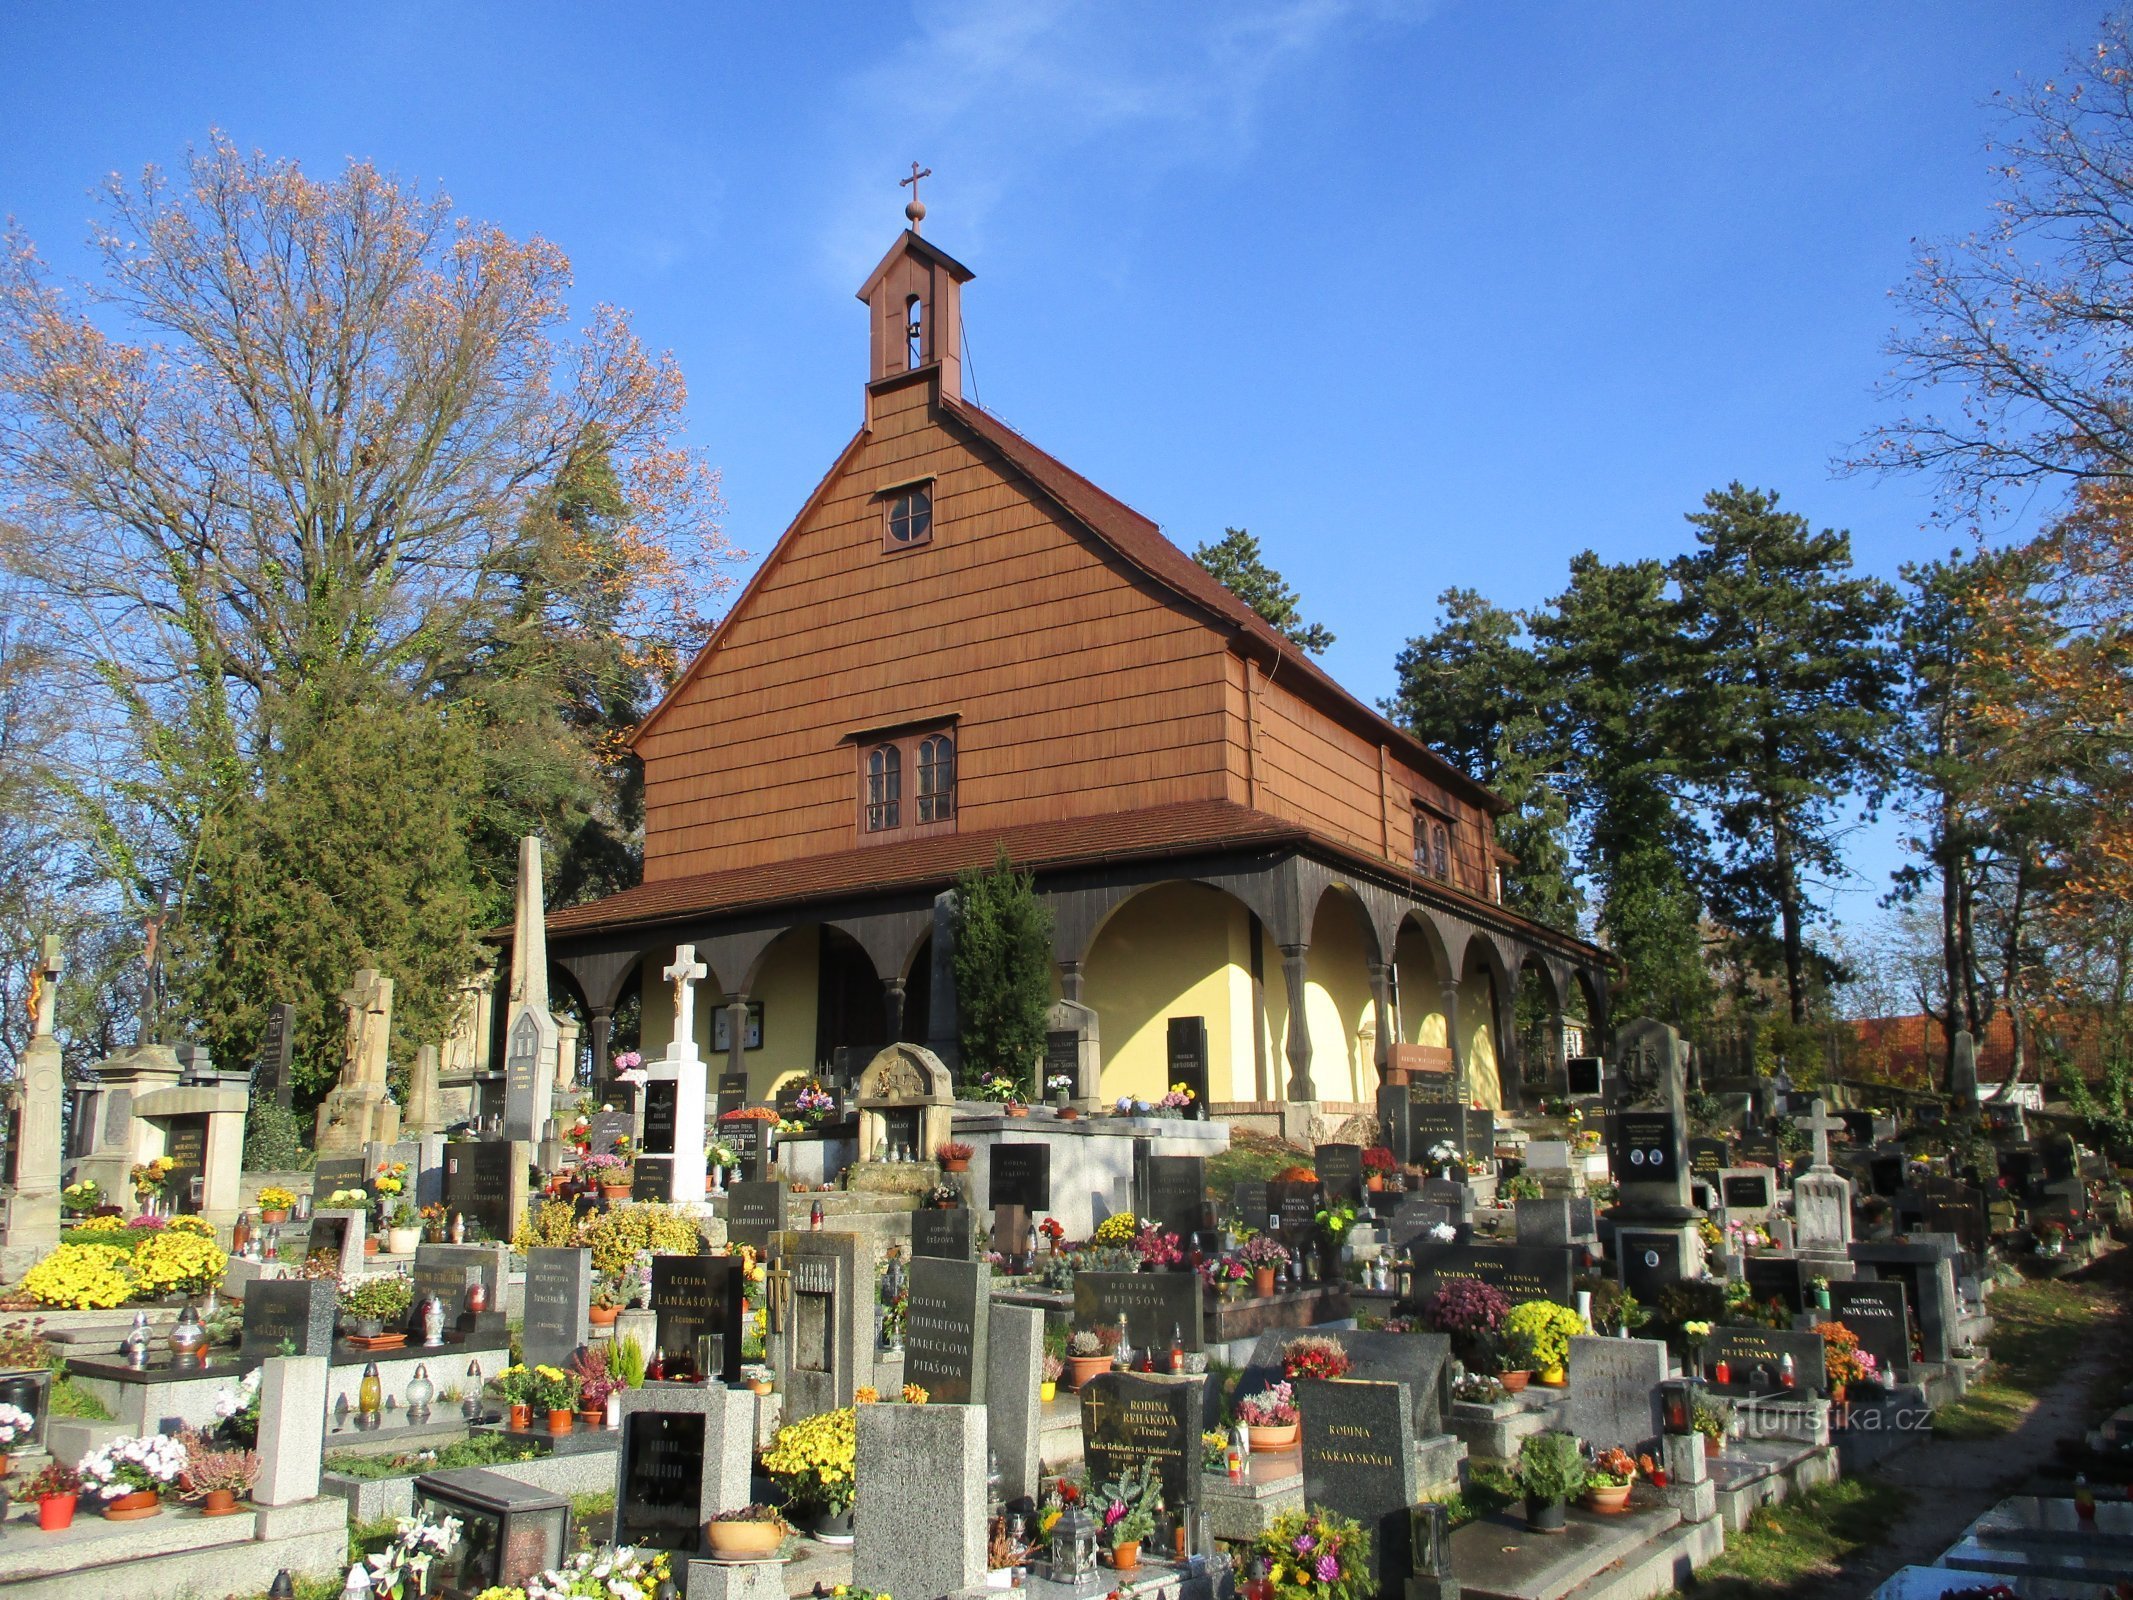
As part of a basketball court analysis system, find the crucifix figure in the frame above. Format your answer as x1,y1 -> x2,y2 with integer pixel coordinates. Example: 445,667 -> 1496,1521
664,945 -> 708,1058
1798,1097 -> 1845,1172
27,935 -> 60,1039
900,160 -> 932,228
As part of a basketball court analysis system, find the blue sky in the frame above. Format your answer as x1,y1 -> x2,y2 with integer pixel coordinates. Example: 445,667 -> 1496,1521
0,2 -> 2092,937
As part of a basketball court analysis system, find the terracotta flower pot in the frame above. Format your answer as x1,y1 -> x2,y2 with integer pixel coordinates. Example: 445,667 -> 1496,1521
36,1493 -> 76,1531
747,1378 -> 774,1396
1253,1266 -> 1278,1298
1066,1354 -> 1111,1391
578,1408 -> 605,1429
259,1209 -> 289,1225
601,1184 -> 630,1201
1583,1484 -> 1632,1514
363,1237 -> 381,1256
589,1305 -> 621,1327
1109,1540 -> 1141,1571
547,1408 -> 575,1433
1366,1174 -> 1386,1193
509,1403 -> 532,1431
201,1488 -> 241,1516
1500,1370 -> 1532,1392
940,1157 -> 970,1173
1702,1433 -> 1719,1458
707,1519 -> 784,1559
1245,1422 -> 1298,1453
104,1489 -> 161,1520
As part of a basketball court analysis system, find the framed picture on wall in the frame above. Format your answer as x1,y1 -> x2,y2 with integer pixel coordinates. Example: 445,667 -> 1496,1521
713,1001 -> 765,1053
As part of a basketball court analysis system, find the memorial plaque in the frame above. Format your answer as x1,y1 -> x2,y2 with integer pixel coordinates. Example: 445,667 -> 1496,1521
650,1255 -> 746,1384
1688,1139 -> 1729,1182
1387,1200 -> 1453,1252
1829,1279 -> 1913,1380
312,1155 -> 367,1203
1074,1269 -> 1203,1354
162,1115 -> 209,1214
725,1119 -> 764,1182
641,1081 -> 679,1156
911,1207 -> 974,1261
444,1141 -> 517,1241
1739,1253 -> 1801,1313
904,1256 -> 990,1405
630,1158 -> 672,1202
724,1180 -> 787,1253
1079,1372 -> 1200,1511
1271,1180 -> 1321,1253
1721,1171 -> 1777,1214
1409,1101 -> 1465,1159
1707,1327 -> 1828,1396
1409,1242 -> 1576,1307
1300,1377 -> 1416,1593
586,1111 -> 633,1155
1145,1155 -> 1207,1240
412,1256 -> 481,1333
1465,1108 -> 1495,1157
1232,1180 -> 1270,1231
240,1278 -> 336,1360
1565,1056 -> 1604,1097
1165,1016 -> 1209,1115
1615,1229 -> 1688,1308
1612,1112 -> 1681,1183
1924,1196 -> 1988,1256
714,1074 -> 748,1119
616,1410 -> 705,1551
1044,1031 -> 1079,1091
1315,1144 -> 1365,1208
521,1247 -> 591,1370
988,1143 -> 1051,1211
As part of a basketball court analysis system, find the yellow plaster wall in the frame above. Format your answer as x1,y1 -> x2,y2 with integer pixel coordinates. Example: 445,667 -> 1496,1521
1394,926 -> 1448,1048
1298,899 -> 1376,1101
636,931 -> 821,1101
1083,883 -> 1255,1103
1459,967 -> 1503,1109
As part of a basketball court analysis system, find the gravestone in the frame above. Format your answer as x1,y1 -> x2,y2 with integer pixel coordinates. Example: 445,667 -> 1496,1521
259,1001 -> 297,1110
1562,1335 -> 1666,1452
1720,1169 -> 1777,1217
311,1155 -> 368,1203
305,1211 -> 363,1276
412,1242 -> 509,1337
992,1203 -> 1032,1260
1166,1015 -> 1210,1115
1232,1179 -> 1270,1232
241,1278 -> 336,1360
1410,1241 -> 1576,1308
775,1229 -> 873,1418
650,1254 -> 745,1383
724,1117 -> 765,1182
713,1073 -> 748,1119
987,1302 -> 1046,1504
1079,1371 -> 1201,1514
1316,1144 -> 1366,1208
1523,1140 -> 1571,1171
1608,1018 -> 1698,1297
1238,1328 -> 1453,1441
1741,1255 -> 1803,1314
1688,1139 -> 1729,1185
585,1110 -> 632,1155
911,1207 -> 974,1261
1869,1153 -> 1906,1198
1300,1377 -> 1417,1597
1515,1198 -> 1579,1249
1949,1029 -> 1978,1109
1614,1228 -> 1689,1308
1388,1200 -> 1454,1253
1924,1192 -> 1989,1257
1145,1154 -> 1209,1241
1565,1056 -> 1604,1097
904,1255 -> 990,1404
1829,1279 -> 1913,1381
988,1143 -> 1051,1211
443,1140 -> 524,1242
1707,1326 -> 1828,1396
614,1385 -> 754,1552
1792,1100 -> 1854,1262
640,945 -> 710,1205
724,1180 -> 788,1253
1270,1179 -> 1322,1255
1074,1269 -> 1204,1355
520,1247 -> 591,1371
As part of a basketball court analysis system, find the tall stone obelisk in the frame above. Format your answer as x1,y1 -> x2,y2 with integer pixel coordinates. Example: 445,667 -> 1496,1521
502,837 -> 560,1145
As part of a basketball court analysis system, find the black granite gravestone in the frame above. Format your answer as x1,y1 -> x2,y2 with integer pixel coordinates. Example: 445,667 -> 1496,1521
1300,1377 -> 1416,1597
650,1255 -> 745,1383
988,1144 -> 1051,1211
443,1142 -> 517,1241
724,1180 -> 787,1253
911,1207 -> 974,1261
1829,1279 -> 1912,1381
1740,1254 -> 1802,1313
1145,1155 -> 1208,1241
1165,1017 -> 1210,1115
1316,1144 -> 1365,1208
1073,1270 -> 1204,1354
1721,1172 -> 1776,1213
241,1278 -> 336,1360
1615,1229 -> 1688,1308
311,1155 -> 367,1203
1409,1242 -> 1576,1307
521,1247 -> 591,1370
1079,1371 -> 1201,1512
714,1074 -> 748,1119
1565,1056 -> 1604,1097
616,1409 -> 704,1552
1688,1139 -> 1729,1184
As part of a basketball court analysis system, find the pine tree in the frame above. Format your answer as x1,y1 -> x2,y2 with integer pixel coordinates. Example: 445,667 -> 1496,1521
951,849 -> 1056,1089
1192,528 -> 1335,655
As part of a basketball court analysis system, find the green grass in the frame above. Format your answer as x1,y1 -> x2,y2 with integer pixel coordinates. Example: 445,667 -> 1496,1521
1677,1476 -> 1912,1599
323,1433 -> 541,1480
47,1374 -> 109,1421
1932,1277 -> 2117,1442
1207,1131 -> 1305,1210
572,1491 -> 616,1550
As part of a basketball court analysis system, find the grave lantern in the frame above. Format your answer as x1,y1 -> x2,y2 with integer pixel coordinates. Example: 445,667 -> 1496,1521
412,1468 -> 570,1599
406,1363 -> 435,1424
1660,1378 -> 1697,1436
1410,1501 -> 1453,1578
462,1358 -> 485,1422
1047,1499 -> 1099,1581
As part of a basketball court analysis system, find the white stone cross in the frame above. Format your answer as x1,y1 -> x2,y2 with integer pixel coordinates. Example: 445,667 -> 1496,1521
664,945 -> 709,1058
1798,1097 -> 1844,1171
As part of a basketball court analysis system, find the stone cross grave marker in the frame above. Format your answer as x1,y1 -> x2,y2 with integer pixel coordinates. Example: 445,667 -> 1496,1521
1829,1279 -> 1913,1381
904,1254 -> 990,1404
650,1254 -> 745,1384
1562,1335 -> 1665,1452
1079,1371 -> 1202,1514
911,1207 -> 974,1260
520,1247 -> 591,1371
1300,1377 -> 1417,1597
241,1278 -> 337,1361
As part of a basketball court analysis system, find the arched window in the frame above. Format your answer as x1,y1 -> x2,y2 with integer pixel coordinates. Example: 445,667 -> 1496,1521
905,293 -> 924,370
866,744 -> 902,833
885,484 -> 932,550
916,732 -> 956,823
1432,824 -> 1450,882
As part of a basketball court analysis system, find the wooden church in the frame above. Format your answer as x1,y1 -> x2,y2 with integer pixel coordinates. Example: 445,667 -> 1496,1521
535,213 -> 1612,1126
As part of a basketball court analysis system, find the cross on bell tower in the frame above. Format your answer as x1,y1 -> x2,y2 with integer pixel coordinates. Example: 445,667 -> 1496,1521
900,161 -> 932,231
855,174 -> 974,408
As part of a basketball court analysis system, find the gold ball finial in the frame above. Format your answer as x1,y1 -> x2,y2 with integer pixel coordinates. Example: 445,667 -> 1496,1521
905,197 -> 926,225
899,162 -> 932,231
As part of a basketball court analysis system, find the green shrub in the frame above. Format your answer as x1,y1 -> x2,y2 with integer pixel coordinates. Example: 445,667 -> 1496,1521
243,1102 -> 311,1172
952,848 -> 1054,1084
1515,1431 -> 1588,1501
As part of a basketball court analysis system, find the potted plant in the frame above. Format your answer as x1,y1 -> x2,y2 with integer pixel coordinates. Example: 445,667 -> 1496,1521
1515,1431 -> 1587,1533
572,1349 -> 621,1427
385,1201 -> 422,1255
1237,1381 -> 1300,1453
1692,1393 -> 1732,1458
527,1364 -> 580,1432
1583,1446 -> 1637,1513
1504,1300 -> 1584,1386
0,1401 -> 34,1475
591,1272 -> 629,1326
1313,1200 -> 1359,1277
1046,1072 -> 1076,1109
1815,1321 -> 1866,1403
16,1462 -> 81,1530
338,1274 -> 414,1338
1280,1335 -> 1352,1382
1092,1460 -> 1160,1569
79,1434 -> 189,1519
1419,1277 -> 1513,1378
763,1406 -> 857,1541
581,1152 -> 632,1199
937,1140 -> 974,1174
743,1364 -> 776,1397
1238,1233 -> 1291,1298
1041,1351 -> 1063,1403
1809,1274 -> 1832,1312
489,1364 -> 534,1431
60,1180 -> 101,1217
1362,1145 -> 1396,1192
1064,1328 -> 1116,1391
181,1443 -> 259,1515
706,1504 -> 789,1559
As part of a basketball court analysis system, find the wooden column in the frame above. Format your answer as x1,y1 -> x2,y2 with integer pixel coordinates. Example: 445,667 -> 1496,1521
588,1006 -> 614,1101
1281,944 -> 1313,1102
724,998 -> 750,1086
1367,961 -> 1395,1080
882,978 -> 907,1044
1439,980 -> 1464,1093
1058,959 -> 1085,1005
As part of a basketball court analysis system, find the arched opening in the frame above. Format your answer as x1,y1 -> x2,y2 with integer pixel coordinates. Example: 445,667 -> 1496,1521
1513,955 -> 1562,1102
1393,915 -> 1452,1054
1082,880 -> 1259,1104
1300,888 -> 1379,1103
1458,941 -> 1509,1110
905,293 -> 924,369
1567,971 -> 1601,1058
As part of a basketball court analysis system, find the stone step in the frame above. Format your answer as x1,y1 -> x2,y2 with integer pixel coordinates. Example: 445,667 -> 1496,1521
1452,1502 -> 1683,1600
1562,1513 -> 1726,1600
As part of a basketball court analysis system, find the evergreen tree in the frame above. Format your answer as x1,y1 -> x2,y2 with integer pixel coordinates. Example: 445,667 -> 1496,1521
1671,485 -> 1901,1024
951,849 -> 1056,1088
1192,528 -> 1335,655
